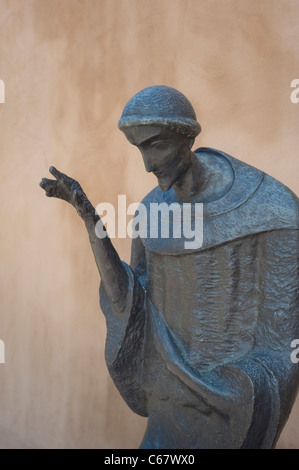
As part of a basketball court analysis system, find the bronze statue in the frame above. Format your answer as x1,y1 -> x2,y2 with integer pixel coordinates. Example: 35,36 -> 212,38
40,86 -> 299,449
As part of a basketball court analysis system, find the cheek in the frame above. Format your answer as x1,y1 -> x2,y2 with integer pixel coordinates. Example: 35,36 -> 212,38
155,146 -> 189,172
172,149 -> 189,170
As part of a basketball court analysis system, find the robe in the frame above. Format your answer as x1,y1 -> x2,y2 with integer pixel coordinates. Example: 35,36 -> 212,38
100,147 -> 299,449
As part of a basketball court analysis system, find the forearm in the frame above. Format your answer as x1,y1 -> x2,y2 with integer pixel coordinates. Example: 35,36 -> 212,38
83,207 -> 129,307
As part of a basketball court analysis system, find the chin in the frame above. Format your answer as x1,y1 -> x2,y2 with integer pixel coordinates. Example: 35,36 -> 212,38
158,180 -> 173,192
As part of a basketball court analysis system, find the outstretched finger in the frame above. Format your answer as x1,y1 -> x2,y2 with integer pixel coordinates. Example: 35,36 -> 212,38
40,178 -> 58,197
49,166 -> 69,182
40,177 -> 56,189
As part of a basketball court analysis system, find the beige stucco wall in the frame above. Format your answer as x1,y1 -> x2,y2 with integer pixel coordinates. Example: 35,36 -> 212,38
0,0 -> 299,449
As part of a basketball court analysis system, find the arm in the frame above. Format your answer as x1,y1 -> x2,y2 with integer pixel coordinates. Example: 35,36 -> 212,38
40,166 -> 129,309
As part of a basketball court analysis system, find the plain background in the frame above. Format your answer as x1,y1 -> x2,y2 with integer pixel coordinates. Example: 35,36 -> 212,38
0,0 -> 299,448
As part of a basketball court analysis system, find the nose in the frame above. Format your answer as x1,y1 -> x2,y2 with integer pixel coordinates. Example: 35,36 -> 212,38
145,164 -> 154,173
142,153 -> 155,173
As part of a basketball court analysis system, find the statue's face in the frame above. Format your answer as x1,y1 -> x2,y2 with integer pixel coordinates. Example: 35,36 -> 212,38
124,125 -> 192,191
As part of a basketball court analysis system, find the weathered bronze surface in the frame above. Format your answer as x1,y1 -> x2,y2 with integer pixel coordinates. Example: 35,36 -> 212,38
40,86 -> 299,449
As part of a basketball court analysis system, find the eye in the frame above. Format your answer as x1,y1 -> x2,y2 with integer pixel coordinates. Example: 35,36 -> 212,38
151,141 -> 171,150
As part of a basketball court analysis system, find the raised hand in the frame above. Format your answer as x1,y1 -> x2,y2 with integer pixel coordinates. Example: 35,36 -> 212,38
40,166 -> 95,221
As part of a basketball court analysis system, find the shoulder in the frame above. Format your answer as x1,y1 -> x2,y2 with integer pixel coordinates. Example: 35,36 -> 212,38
242,169 -> 299,231
198,147 -> 299,230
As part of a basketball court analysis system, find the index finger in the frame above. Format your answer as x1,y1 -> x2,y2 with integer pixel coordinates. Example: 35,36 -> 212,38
49,166 -> 65,181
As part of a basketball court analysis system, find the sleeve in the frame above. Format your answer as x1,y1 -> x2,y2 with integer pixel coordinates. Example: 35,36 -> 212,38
99,237 -> 149,417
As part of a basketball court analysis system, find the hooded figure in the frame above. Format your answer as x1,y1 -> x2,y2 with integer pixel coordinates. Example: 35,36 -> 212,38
100,86 -> 299,449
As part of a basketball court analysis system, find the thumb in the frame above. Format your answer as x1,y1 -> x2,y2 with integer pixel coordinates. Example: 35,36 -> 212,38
73,189 -> 82,205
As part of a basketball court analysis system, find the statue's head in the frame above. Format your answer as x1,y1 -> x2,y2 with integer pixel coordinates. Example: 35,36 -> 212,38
118,86 -> 201,191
